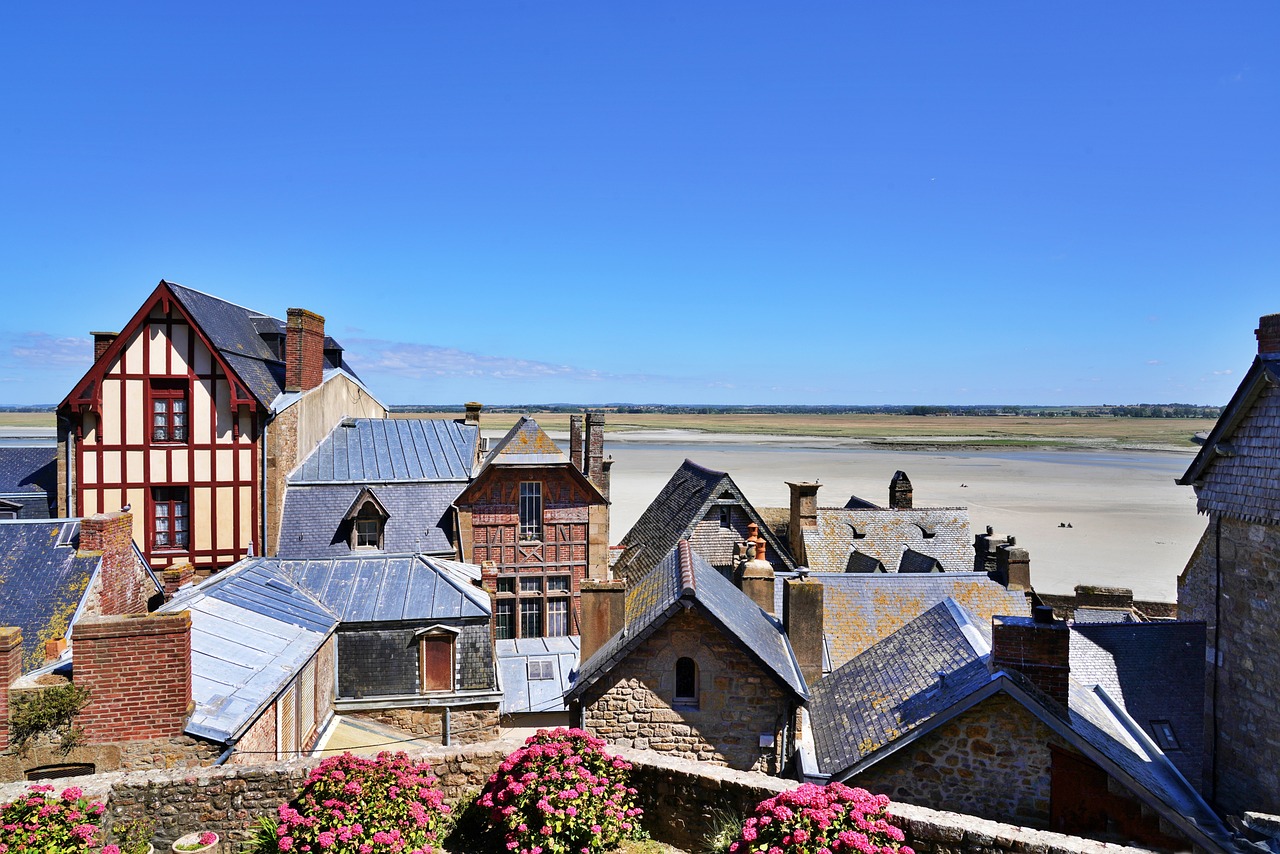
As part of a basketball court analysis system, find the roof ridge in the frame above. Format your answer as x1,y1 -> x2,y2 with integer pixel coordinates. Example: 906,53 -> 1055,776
677,539 -> 696,596
164,280 -> 281,322
680,458 -> 727,477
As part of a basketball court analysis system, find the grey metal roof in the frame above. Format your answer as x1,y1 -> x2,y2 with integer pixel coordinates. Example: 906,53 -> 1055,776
290,418 -> 478,483
774,570 -> 1031,670
570,540 -> 806,701
0,520 -> 99,672
480,416 -> 568,468
0,447 -> 56,519
612,459 -> 796,582
804,506 -> 971,574
280,554 -> 491,623
1072,607 -> 1136,623
159,559 -> 338,744
277,481 -> 463,557
497,636 -> 580,714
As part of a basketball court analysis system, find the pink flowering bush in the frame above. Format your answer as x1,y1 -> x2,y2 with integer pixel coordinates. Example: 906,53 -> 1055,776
252,751 -> 451,854
727,782 -> 913,854
0,784 -> 114,854
477,728 -> 644,854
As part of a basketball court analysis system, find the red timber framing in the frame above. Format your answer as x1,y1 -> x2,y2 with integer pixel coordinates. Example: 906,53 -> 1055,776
61,282 -> 263,575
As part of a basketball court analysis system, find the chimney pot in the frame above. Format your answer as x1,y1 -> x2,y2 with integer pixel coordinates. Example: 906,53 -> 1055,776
1257,313 -> 1280,355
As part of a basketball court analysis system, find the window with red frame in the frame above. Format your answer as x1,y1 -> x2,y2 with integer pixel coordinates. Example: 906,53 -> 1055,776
152,487 -> 189,549
151,380 -> 188,442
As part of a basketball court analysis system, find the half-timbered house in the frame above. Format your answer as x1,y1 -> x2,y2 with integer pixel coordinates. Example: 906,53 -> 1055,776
57,280 -> 385,576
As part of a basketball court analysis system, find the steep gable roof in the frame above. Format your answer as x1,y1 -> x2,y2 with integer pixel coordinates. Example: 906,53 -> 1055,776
481,416 -> 567,467
0,447 -> 56,519
569,540 -> 807,701
804,506 -> 971,574
612,459 -> 795,581
1178,353 -> 1280,524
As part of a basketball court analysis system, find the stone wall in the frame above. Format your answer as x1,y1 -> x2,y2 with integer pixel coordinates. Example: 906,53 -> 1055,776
580,608 -> 793,772
0,728 -> 220,783
0,738 -> 1164,854
1179,514 -> 1280,815
357,704 -> 500,746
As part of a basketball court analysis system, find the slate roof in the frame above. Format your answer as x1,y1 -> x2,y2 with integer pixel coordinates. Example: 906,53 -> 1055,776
480,417 -> 568,468
803,506 -> 972,574
0,447 -> 56,519
773,570 -> 1030,669
1178,353 -> 1280,525
290,418 -> 478,483
612,459 -> 796,582
279,554 -> 491,623
279,482 -> 462,557
570,540 -> 806,701
1069,620 -> 1206,789
0,520 -> 97,671
497,636 -> 580,714
159,560 -> 338,744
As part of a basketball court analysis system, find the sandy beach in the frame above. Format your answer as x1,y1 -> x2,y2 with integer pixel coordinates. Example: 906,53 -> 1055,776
588,430 -> 1204,603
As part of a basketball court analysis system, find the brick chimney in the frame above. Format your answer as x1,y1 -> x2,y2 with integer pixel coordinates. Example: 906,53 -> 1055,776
570,415 -> 585,473
0,627 -> 22,752
92,332 -> 118,363
285,308 -> 326,393
162,562 -> 195,601
784,571 -> 824,686
889,470 -> 913,510
80,511 -> 149,616
586,413 -> 606,492
1257,313 -> 1280,355
994,536 -> 1032,592
464,401 -> 483,427
787,482 -> 820,567
73,612 -> 193,742
992,606 -> 1070,708
579,580 -> 626,664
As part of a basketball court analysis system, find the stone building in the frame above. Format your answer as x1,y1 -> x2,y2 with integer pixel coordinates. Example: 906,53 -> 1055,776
1177,311 -> 1280,816
804,601 -> 1227,852
58,280 -> 385,576
567,540 -> 811,773
612,458 -> 796,583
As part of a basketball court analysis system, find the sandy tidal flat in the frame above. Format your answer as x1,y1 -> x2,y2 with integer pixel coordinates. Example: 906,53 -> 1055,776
592,432 -> 1204,603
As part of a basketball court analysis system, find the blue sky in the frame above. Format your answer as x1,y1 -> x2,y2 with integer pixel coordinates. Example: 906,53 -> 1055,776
1,3 -> 1276,406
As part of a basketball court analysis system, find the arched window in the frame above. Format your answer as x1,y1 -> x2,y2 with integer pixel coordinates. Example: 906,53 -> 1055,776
674,657 -> 698,707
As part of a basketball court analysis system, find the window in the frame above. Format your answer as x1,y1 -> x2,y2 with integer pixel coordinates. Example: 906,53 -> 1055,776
520,598 -> 543,638
354,504 -> 382,549
547,598 -> 569,637
719,506 -> 732,529
675,657 -> 698,707
152,487 -> 189,550
528,660 -> 554,681
419,632 -> 455,693
519,481 -> 543,540
547,575 -> 570,592
495,572 -> 573,639
495,600 -> 515,640
150,380 -> 188,443
1151,720 -> 1180,750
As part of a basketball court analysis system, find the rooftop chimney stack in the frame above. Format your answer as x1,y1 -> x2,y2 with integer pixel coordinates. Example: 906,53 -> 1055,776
79,511 -> 149,616
579,580 -> 626,664
992,606 -> 1070,708
784,570 -> 824,686
889,470 -> 913,510
974,526 -> 1011,573
92,332 -> 118,363
786,482 -> 820,567
285,308 -> 326,393
464,401 -> 483,427
586,413 -> 606,491
0,627 -> 22,752
570,415 -> 585,473
995,536 -> 1032,592
1257,313 -> 1280,356
738,524 -> 775,616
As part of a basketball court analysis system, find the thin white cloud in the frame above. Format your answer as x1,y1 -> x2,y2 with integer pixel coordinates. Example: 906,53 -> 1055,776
1213,369 -> 1233,376
7,332 -> 91,367
1146,359 -> 1164,366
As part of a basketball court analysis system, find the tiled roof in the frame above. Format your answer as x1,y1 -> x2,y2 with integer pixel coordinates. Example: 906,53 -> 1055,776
804,506 -> 971,574
1072,607 -> 1136,623
497,636 -> 580,714
278,482 -> 462,557
290,418 -> 478,483
570,540 -> 806,701
1070,620 -> 1206,789
1179,355 -> 1280,524
0,447 -> 56,519
0,520 -> 98,671
809,599 -> 993,775
159,560 -> 337,744
774,570 -> 1030,669
612,459 -> 795,581
279,554 -> 491,622
480,417 -> 568,467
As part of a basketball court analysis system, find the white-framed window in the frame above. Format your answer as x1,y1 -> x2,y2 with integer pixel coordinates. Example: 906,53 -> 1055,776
152,487 -> 189,550
519,481 -> 543,540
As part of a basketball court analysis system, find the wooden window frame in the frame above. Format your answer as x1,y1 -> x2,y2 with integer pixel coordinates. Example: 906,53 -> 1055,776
418,629 -> 457,694
148,379 -> 189,444
352,502 -> 384,550
495,572 -> 572,639
518,481 -> 543,541
151,486 -> 190,551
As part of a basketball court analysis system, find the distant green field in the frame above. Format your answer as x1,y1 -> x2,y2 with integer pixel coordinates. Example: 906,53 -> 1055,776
0,412 -> 54,428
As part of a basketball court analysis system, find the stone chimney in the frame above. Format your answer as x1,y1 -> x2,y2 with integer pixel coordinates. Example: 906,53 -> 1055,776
579,580 -> 626,664
973,525 -> 1010,573
570,415 -> 585,473
464,401 -> 483,427
787,482 -> 820,567
738,524 -> 775,616
73,612 -> 193,742
889,470 -> 913,510
586,413 -> 606,492
784,571 -> 824,686
80,511 -> 149,616
994,536 -> 1032,592
162,562 -> 195,601
0,627 -> 22,752
600,457 -> 613,503
1257,313 -> 1280,355
285,308 -> 326,393
992,606 -> 1070,708
92,332 -> 118,363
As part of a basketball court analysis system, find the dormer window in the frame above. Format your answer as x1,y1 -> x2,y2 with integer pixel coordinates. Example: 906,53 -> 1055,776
344,487 -> 389,551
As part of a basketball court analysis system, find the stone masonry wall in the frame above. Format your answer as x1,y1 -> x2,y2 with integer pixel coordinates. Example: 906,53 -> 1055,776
1179,514 -> 1280,815
850,693 -> 1057,826
357,704 -> 500,745
0,739 -> 1162,854
581,608 -> 791,772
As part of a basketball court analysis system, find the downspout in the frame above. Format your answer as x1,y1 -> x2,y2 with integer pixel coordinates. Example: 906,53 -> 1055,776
261,414 -> 270,556
1212,514 -> 1221,803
